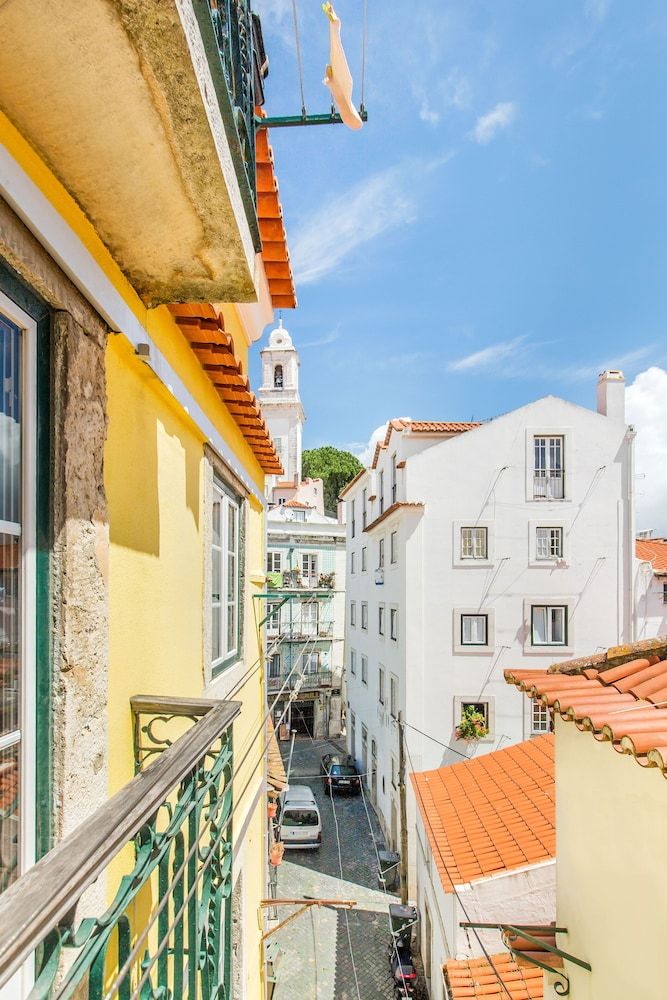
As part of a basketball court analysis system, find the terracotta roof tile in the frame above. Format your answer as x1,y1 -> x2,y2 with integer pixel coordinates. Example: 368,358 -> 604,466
168,305 -> 282,475
636,538 -> 667,573
363,501 -> 424,533
505,648 -> 667,776
371,419 -> 482,468
255,119 -> 297,310
444,952 -> 544,999
283,498 -> 311,509
411,736 -> 554,891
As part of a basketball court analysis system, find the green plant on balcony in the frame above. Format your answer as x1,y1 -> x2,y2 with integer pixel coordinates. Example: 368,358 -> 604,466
282,567 -> 302,588
318,572 -> 335,589
455,705 -> 489,742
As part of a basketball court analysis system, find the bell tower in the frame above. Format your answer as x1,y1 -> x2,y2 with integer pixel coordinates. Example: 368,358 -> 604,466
258,321 -> 305,487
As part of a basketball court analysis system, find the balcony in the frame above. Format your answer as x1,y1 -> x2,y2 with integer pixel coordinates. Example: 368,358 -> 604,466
0,695 -> 239,999
267,668 -> 341,695
533,470 -> 564,500
0,0 -> 264,304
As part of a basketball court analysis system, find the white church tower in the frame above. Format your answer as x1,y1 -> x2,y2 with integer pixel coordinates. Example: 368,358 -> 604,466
258,320 -> 305,490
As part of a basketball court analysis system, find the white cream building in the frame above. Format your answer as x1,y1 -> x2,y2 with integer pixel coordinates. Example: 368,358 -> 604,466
342,371 -> 635,886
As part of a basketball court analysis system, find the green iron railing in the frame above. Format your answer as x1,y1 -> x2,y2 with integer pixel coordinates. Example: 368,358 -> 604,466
195,0 -> 262,252
0,696 -> 239,1000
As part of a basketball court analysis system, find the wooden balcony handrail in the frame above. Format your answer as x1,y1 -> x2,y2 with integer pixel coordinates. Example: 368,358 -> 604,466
0,697 -> 240,990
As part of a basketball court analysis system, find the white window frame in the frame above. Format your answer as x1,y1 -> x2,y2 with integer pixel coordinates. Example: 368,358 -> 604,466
361,546 -> 367,572
523,597 -> 574,654
361,655 -> 368,686
268,653 -> 281,679
350,649 -> 357,676
266,601 -> 281,634
390,674 -> 398,719
390,530 -> 398,565
528,519 -> 570,566
379,470 -> 385,514
212,482 -> 241,671
378,666 -> 385,705
0,292 -> 37,910
461,614 -> 488,646
350,551 -> 355,575
361,602 -> 368,631
453,608 -> 495,653
531,604 -> 567,646
362,488 -> 367,529
266,550 -> 282,573
378,603 -> 385,636
378,537 -> 385,568
530,698 -> 551,734
301,600 -> 319,636
461,527 -> 488,560
453,695 -> 495,743
453,521 -> 493,567
536,526 -> 563,560
350,600 -> 356,627
663,582 -> 667,605
301,552 -> 318,587
351,498 -> 356,538
391,454 -> 397,504
390,607 -> 398,642
526,428 -> 572,502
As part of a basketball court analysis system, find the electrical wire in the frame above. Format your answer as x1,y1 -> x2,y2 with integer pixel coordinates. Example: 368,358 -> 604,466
360,0 -> 368,110
107,628 -> 322,1000
402,737 -> 514,1000
291,0 -> 306,115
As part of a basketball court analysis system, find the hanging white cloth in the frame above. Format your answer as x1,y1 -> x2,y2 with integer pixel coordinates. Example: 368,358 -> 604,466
322,3 -> 363,131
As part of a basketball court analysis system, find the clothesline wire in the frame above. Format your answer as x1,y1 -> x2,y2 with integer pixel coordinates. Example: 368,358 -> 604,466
291,0 -> 306,115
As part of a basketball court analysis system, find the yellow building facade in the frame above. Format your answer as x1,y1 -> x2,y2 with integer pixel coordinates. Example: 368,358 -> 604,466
0,4 -> 296,997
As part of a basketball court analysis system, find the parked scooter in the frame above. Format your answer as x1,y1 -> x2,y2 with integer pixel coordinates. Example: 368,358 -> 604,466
389,942 -> 417,997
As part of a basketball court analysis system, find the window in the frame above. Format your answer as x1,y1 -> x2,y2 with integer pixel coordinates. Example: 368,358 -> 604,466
350,551 -> 355,574
391,454 -> 397,504
361,547 -> 367,572
351,498 -> 356,538
362,488 -> 368,529
461,614 -> 488,646
531,605 -> 567,645
390,608 -> 398,641
536,526 -> 563,560
212,482 -> 240,670
350,712 -> 356,758
266,601 -> 281,633
361,655 -> 368,686
268,654 -> 281,679
378,604 -> 385,636
350,649 -> 357,675
301,600 -> 319,636
378,537 -> 385,568
274,364 -> 283,388
379,470 -> 385,514
390,675 -> 398,718
531,699 -> 551,734
277,497 -> 285,506
304,651 -> 320,674
267,550 -> 282,573
292,509 -> 306,522
361,602 -> 368,630
350,601 -> 356,627
663,583 -> 667,605
378,666 -> 385,705
534,435 -> 564,499
302,553 -> 318,586
461,701 -> 489,727
461,527 -> 488,560
390,531 -> 397,564
391,755 -> 398,789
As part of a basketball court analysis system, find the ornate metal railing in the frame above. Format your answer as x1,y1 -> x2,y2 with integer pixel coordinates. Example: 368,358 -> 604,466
195,0 -> 263,250
0,696 -> 239,999
267,668 -> 339,694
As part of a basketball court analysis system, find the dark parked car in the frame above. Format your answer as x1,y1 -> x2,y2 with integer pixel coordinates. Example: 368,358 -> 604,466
320,753 -> 362,794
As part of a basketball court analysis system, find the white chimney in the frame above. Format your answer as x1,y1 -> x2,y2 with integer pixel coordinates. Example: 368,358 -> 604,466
597,369 -> 625,421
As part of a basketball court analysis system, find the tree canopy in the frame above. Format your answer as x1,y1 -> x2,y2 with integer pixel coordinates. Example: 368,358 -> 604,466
302,446 -> 363,514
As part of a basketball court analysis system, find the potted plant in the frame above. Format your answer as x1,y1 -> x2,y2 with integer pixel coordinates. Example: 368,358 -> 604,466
455,705 -> 489,742
318,572 -> 335,589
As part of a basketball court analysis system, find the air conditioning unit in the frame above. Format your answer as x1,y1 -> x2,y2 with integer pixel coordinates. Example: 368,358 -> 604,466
375,568 -> 384,585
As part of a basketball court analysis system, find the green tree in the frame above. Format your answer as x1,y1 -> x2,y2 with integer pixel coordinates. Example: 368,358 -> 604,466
302,446 -> 363,514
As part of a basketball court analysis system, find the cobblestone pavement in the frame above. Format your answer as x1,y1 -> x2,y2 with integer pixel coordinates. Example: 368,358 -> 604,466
270,736 -> 428,1000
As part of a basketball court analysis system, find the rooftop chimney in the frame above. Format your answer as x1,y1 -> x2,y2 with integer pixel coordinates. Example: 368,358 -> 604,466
597,369 -> 625,421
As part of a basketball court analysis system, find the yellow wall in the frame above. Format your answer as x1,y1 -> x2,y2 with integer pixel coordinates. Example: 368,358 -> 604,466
549,718 -> 667,1000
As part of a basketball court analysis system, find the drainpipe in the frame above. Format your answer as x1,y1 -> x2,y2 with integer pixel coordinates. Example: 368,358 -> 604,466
627,426 -> 637,641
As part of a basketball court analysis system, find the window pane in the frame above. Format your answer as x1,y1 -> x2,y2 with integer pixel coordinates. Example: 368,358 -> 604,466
0,742 -> 20,891
212,499 -> 221,547
0,536 -> 20,738
551,607 -> 564,644
532,607 -> 547,644
0,315 -> 21,527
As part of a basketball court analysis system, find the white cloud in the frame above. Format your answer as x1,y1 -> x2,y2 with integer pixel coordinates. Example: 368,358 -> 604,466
560,345 -> 655,383
298,327 -> 340,349
448,336 -> 528,372
348,418 -> 412,467
584,0 -> 611,22
470,102 -> 518,144
291,155 -> 454,286
419,100 -> 441,125
627,367 -> 667,535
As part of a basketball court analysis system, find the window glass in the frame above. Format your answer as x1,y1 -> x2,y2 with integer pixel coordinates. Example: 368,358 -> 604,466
378,667 -> 385,705
390,675 -> 398,717
361,547 -> 367,572
390,531 -> 397,564
361,603 -> 368,629
350,601 -> 356,626
282,809 -> 318,827
390,608 -> 398,640
212,482 -> 240,669
461,614 -> 488,645
267,550 -> 282,573
461,527 -> 487,559
351,499 -> 356,538
378,605 -> 385,635
379,537 -> 385,568
531,699 -> 551,733
534,436 -> 564,499
268,654 -> 281,679
536,527 -> 563,559
531,605 -> 567,645
350,649 -> 356,675
361,655 -> 368,685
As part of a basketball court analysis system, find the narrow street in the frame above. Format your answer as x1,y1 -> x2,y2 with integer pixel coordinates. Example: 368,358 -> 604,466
271,736 -> 418,1000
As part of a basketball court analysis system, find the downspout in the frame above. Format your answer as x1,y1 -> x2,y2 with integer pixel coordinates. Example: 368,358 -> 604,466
627,426 -> 637,641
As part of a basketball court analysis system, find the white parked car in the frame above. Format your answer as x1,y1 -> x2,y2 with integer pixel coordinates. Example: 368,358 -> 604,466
278,786 -> 322,849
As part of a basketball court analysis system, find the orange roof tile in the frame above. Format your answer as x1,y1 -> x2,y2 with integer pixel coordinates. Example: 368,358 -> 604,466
444,952 -> 544,999
283,499 -> 311,509
636,538 -> 667,574
168,304 -> 282,476
255,120 -> 297,310
371,419 -> 482,468
411,736 -> 555,892
505,638 -> 667,776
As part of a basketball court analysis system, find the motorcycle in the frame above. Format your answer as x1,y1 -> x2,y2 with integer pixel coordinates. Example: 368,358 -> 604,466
389,941 -> 417,997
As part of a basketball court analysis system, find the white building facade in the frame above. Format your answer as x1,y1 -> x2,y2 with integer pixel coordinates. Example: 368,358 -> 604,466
343,372 -> 635,886
258,324 -> 346,738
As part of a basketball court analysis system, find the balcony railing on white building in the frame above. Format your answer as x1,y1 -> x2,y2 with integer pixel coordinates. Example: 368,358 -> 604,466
533,470 -> 564,500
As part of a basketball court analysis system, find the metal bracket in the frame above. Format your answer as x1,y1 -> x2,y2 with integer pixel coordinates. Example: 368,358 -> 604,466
255,109 -> 368,129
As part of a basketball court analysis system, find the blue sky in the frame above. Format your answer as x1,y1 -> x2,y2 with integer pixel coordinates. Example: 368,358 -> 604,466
252,0 -> 667,528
